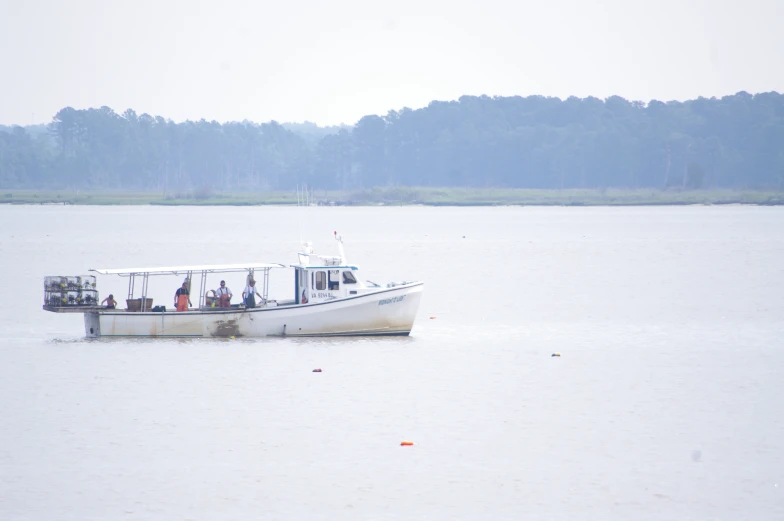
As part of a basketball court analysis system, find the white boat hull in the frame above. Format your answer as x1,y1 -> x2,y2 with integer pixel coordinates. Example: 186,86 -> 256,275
86,282 -> 423,338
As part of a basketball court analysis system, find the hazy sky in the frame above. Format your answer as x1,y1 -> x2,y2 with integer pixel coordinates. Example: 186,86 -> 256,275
1,0 -> 782,126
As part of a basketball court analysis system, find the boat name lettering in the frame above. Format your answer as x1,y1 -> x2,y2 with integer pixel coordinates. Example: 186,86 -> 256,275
315,292 -> 334,298
379,295 -> 406,306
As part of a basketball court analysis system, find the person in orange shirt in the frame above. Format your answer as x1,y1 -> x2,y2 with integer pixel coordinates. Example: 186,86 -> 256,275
174,282 -> 192,311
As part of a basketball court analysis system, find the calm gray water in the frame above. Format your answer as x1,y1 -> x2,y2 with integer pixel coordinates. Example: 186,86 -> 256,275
1,204 -> 782,520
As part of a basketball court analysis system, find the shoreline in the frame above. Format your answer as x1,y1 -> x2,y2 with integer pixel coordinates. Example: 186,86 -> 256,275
2,188 -> 783,207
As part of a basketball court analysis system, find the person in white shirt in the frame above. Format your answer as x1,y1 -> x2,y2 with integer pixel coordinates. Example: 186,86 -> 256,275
243,279 -> 262,308
216,280 -> 232,308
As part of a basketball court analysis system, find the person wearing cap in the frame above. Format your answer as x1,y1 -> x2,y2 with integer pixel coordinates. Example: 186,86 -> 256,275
174,281 -> 192,312
242,279 -> 263,308
215,280 -> 232,308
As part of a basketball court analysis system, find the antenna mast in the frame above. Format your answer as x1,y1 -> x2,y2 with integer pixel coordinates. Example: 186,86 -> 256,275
334,231 -> 346,264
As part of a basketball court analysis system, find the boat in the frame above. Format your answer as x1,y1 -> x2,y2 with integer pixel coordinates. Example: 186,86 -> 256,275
42,233 -> 423,338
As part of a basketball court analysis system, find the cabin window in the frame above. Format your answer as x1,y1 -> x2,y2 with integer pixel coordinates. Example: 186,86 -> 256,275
328,270 -> 340,290
342,271 -> 357,284
315,271 -> 326,290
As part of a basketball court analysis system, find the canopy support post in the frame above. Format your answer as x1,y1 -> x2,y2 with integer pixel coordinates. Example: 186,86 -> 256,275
128,274 -> 135,300
141,273 -> 149,311
198,270 -> 207,308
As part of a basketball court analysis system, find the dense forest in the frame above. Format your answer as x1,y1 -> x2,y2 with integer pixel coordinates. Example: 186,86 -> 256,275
1,92 -> 783,192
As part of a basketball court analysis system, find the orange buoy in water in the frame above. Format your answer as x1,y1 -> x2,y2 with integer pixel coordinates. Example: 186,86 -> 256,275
312,368 -> 322,372
400,441 -> 414,446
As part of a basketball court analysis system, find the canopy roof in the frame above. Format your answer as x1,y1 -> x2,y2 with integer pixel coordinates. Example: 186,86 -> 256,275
90,263 -> 287,276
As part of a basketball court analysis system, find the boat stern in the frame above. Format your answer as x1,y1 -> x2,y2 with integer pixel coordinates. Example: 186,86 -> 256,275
84,312 -> 101,338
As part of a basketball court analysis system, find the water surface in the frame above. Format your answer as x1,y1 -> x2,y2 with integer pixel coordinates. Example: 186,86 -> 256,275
1,205 -> 782,520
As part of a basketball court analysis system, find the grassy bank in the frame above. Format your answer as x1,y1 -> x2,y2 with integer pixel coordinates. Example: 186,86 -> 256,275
345,187 -> 784,206
0,190 -> 299,206
2,188 -> 783,206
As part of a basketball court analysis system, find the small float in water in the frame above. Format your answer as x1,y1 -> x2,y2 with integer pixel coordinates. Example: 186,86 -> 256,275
43,233 -> 423,338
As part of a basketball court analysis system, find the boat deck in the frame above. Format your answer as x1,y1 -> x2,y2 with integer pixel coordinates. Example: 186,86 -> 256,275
43,305 -> 105,314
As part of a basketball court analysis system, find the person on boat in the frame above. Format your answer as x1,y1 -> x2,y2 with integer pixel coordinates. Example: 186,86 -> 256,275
216,280 -> 232,308
243,279 -> 262,308
175,282 -> 192,311
101,294 -> 117,309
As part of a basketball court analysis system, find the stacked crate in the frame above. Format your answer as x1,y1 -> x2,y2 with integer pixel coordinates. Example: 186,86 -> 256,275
44,275 -> 99,307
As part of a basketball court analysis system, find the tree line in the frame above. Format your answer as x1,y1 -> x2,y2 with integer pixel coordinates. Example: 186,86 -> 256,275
1,91 -> 783,192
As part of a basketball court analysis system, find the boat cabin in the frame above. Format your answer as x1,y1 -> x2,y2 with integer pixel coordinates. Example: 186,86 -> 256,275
295,265 -> 361,304
293,241 -> 372,304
